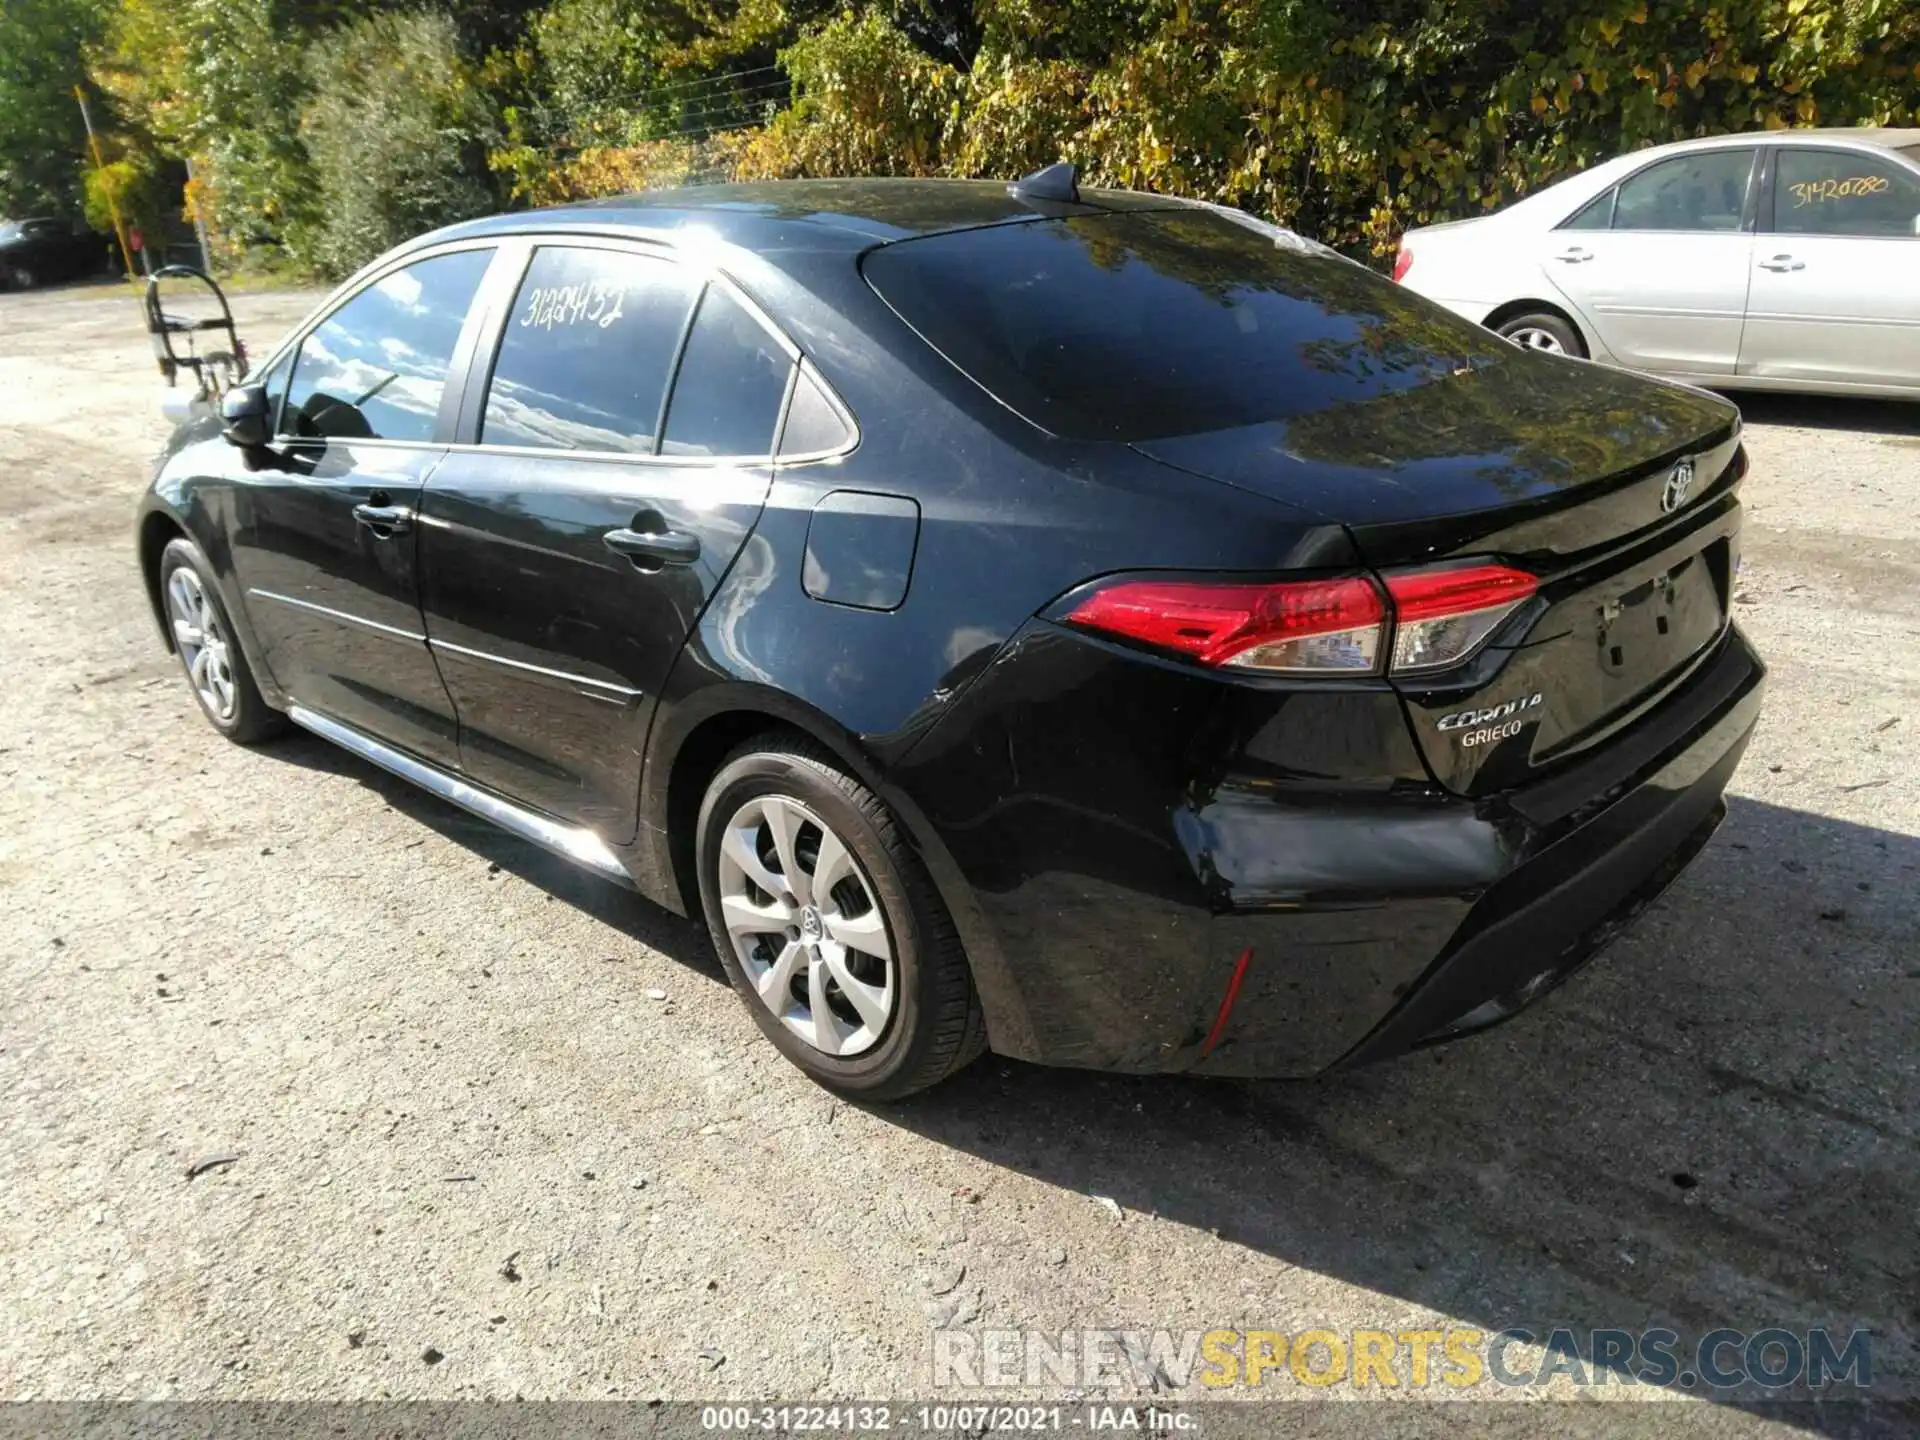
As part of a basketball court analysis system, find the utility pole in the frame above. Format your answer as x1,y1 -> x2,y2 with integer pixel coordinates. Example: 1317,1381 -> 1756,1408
74,86 -> 137,282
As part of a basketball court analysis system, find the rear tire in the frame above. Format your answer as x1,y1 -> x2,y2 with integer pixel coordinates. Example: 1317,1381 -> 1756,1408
1494,310 -> 1587,358
158,538 -> 286,744
696,736 -> 986,1099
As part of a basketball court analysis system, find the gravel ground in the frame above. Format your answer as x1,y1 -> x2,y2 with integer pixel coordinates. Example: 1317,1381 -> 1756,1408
0,282 -> 1914,1432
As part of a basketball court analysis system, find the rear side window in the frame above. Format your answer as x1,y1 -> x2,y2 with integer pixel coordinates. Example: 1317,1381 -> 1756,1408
282,248 -> 492,443
660,286 -> 792,458
1562,190 -> 1616,230
1772,149 -> 1920,238
778,366 -> 855,458
1612,150 -> 1754,232
482,247 -> 699,453
862,209 -> 1510,442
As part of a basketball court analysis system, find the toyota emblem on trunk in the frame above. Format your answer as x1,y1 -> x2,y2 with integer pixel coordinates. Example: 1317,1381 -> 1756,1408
1661,459 -> 1696,514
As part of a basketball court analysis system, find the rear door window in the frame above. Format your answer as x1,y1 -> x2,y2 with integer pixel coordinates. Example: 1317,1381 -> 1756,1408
482,246 -> 700,453
660,285 -> 792,458
1612,150 -> 1755,232
282,247 -> 492,442
862,208 -> 1510,442
778,365 -> 855,458
1562,190 -> 1617,230
1771,148 -> 1920,238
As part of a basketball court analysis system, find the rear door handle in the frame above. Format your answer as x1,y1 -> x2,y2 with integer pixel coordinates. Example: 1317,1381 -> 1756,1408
352,502 -> 413,536
603,525 -> 701,568
1554,246 -> 1594,263
1757,255 -> 1805,272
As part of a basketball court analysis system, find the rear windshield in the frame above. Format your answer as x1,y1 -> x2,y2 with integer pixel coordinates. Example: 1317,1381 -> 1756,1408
862,209 -> 1511,442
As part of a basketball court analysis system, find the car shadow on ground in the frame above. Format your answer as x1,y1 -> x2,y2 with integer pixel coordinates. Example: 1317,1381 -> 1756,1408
1721,390 -> 1920,437
256,727 -> 724,982
260,728 -> 1916,1424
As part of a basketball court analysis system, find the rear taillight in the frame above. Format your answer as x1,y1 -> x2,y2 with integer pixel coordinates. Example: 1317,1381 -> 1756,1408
1064,576 -> 1385,674
1384,563 -> 1537,674
1392,245 -> 1414,283
1062,562 -> 1537,677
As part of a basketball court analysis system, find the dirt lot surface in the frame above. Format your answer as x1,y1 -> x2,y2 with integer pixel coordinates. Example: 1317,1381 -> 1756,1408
1,282 -> 1915,1433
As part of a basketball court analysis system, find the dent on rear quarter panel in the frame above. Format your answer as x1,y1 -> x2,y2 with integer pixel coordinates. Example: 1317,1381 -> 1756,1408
888,619 -> 1461,1074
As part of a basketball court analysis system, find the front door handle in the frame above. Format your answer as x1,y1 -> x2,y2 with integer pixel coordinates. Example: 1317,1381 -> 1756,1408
1757,254 -> 1805,272
603,525 -> 701,568
1554,246 -> 1594,263
352,502 -> 413,536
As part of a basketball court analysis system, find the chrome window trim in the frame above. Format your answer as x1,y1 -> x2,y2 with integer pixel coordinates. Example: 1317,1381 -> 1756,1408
479,231 -> 800,362
467,233 -> 853,465
436,440 -> 778,468
1554,146 -> 1761,235
1766,144 -> 1920,240
253,236 -> 507,391
773,356 -> 862,466
769,359 -> 804,459
256,226 -> 862,466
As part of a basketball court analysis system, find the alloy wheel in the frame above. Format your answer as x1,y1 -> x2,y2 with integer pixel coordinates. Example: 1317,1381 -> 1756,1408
167,566 -> 237,722
1505,325 -> 1567,354
715,794 -> 896,1057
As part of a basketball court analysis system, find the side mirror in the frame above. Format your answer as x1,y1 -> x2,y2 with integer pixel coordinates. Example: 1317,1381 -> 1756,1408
221,384 -> 271,447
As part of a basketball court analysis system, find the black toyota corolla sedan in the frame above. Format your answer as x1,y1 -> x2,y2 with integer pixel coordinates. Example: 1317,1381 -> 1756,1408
135,171 -> 1764,1098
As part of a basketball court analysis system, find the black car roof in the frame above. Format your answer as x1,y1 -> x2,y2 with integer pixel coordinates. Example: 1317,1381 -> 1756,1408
431,178 -> 1200,253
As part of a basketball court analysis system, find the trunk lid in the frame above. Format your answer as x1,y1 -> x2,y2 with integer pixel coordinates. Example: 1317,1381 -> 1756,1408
1135,355 -> 1745,796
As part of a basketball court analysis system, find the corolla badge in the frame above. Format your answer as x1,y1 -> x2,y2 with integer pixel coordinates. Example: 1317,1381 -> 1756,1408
1661,459 -> 1696,514
1436,692 -> 1545,749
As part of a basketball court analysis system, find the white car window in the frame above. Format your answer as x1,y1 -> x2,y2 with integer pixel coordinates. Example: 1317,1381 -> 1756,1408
1562,190 -> 1616,230
1613,150 -> 1754,233
1773,149 -> 1920,238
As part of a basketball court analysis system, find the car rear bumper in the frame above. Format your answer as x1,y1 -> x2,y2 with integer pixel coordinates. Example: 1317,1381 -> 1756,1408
896,622 -> 1764,1077
1210,635 -> 1759,1076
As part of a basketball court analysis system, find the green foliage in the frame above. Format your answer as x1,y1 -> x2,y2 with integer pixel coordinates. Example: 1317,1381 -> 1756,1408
20,0 -> 1916,276
80,140 -> 168,237
524,0 -> 691,144
1217,0 -> 1920,252
0,0 -> 107,217
92,0 -> 319,261
301,9 -> 499,275
737,0 -> 1920,257
734,10 -> 962,178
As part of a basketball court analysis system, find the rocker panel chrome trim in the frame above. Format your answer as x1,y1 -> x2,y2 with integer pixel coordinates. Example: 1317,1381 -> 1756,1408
285,704 -> 633,886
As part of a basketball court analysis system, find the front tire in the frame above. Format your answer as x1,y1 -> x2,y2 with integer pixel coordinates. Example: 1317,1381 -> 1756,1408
696,737 -> 985,1099
159,538 -> 286,744
1494,310 -> 1587,358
